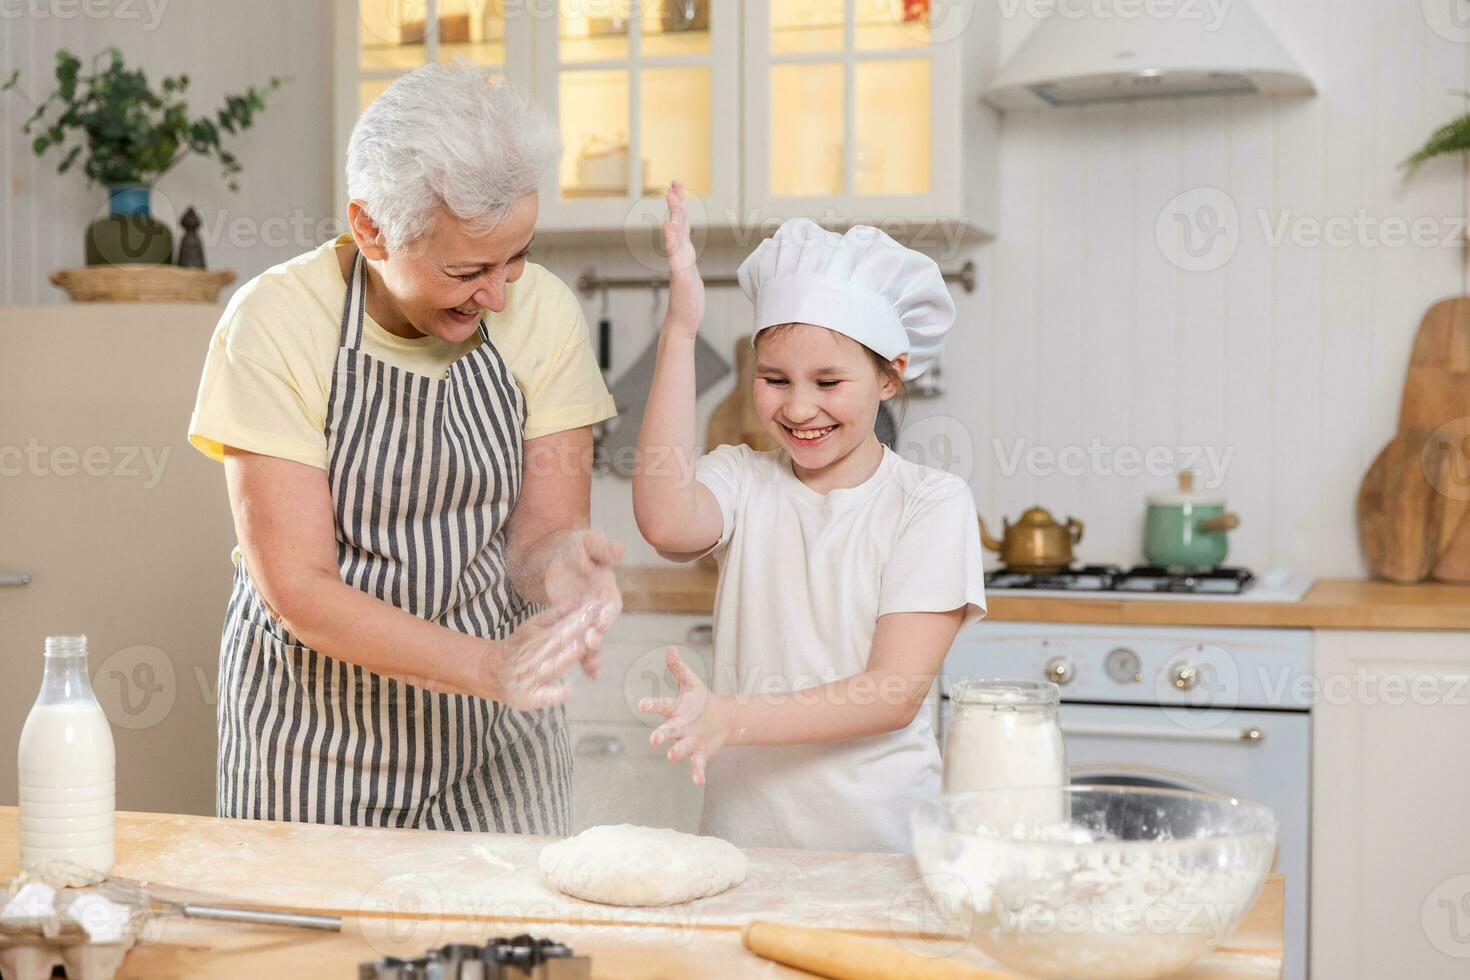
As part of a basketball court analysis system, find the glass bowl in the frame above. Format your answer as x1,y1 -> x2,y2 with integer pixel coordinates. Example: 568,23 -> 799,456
910,786 -> 1277,980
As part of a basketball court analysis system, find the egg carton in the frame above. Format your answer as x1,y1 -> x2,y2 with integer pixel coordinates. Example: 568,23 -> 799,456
0,881 -> 143,980
0,933 -> 136,980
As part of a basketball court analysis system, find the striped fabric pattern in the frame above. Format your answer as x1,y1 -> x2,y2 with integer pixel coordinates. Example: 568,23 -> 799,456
216,251 -> 570,833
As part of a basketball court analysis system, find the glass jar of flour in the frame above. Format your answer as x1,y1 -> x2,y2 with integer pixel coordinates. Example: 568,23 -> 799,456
943,680 -> 1068,826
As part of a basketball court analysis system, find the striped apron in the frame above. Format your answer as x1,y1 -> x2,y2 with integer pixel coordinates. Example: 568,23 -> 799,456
215,250 -> 571,833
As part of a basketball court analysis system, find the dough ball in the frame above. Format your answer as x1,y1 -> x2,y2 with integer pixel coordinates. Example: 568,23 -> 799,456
539,824 -> 747,907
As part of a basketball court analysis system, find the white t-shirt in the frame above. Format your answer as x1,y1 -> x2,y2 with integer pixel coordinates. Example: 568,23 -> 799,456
687,443 -> 987,853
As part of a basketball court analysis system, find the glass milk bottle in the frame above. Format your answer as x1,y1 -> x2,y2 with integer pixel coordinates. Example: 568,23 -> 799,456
943,679 -> 1068,829
18,635 -> 116,876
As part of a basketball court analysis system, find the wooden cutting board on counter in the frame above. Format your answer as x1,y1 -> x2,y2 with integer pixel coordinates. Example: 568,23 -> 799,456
706,334 -> 777,455
1359,297 -> 1470,582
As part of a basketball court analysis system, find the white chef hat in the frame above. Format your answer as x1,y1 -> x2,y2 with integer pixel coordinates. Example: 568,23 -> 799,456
736,217 -> 955,381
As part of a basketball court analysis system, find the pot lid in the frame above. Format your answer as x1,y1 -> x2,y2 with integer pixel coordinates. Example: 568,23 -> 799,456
1147,470 -> 1224,507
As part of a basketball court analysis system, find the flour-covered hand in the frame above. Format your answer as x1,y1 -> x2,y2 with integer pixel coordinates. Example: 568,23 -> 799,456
480,601 -> 612,709
640,646 -> 734,785
661,180 -> 705,338
543,529 -> 624,679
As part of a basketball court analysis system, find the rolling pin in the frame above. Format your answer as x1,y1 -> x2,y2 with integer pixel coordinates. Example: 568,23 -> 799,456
741,921 -> 1013,980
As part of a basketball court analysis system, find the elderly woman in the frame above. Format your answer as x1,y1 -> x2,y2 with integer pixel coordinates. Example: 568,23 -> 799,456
188,63 -> 620,833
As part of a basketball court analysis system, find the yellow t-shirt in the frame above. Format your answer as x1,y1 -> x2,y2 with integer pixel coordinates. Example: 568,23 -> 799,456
189,236 -> 616,469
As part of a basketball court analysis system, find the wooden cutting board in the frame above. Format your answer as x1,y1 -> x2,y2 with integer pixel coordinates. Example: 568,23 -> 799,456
706,335 -> 777,455
1359,297 -> 1470,581
1358,427 -> 1446,583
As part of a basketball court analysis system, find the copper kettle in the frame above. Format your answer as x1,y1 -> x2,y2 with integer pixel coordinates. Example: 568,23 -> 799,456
978,507 -> 1084,573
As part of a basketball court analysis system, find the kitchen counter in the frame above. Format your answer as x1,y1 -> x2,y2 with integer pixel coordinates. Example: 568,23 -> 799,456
0,808 -> 1284,978
617,566 -> 1470,630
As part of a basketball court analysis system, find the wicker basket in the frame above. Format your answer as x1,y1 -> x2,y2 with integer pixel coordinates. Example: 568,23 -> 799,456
50,265 -> 236,303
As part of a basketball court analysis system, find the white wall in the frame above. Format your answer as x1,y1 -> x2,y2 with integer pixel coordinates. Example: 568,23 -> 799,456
6,0 -> 1468,579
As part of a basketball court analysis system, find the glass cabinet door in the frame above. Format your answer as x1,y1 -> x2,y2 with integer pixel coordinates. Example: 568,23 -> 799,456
534,0 -> 738,229
355,0 -> 519,108
748,0 -> 951,218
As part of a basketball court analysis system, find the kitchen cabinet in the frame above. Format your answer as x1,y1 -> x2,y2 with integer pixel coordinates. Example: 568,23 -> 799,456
1310,629 -> 1470,979
529,0 -> 742,233
332,0 -> 536,205
563,612 -> 712,832
741,0 -> 997,231
334,1 -> 999,235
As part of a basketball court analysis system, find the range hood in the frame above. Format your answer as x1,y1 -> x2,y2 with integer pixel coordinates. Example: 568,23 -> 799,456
985,1 -> 1314,110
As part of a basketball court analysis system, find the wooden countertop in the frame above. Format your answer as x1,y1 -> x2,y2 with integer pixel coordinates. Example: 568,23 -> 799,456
0,808 -> 1284,978
617,566 -> 1470,630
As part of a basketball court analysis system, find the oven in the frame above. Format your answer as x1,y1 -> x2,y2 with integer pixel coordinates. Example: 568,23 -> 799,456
940,621 -> 1311,980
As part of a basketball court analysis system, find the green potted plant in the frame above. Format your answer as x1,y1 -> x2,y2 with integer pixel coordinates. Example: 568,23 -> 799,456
1403,108 -> 1470,175
3,48 -> 284,266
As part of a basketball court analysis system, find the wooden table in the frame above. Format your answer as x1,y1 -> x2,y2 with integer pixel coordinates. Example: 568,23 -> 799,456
0,808 -> 1284,978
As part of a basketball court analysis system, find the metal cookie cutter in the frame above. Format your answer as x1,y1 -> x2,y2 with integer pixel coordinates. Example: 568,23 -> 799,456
359,933 -> 591,980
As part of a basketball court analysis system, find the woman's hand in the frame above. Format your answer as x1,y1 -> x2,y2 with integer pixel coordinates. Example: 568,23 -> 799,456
482,600 -> 612,709
661,180 -> 705,338
543,528 -> 624,679
640,647 -> 735,785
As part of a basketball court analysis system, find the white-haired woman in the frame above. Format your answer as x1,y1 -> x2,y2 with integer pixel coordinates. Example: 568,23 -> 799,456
188,63 -> 620,833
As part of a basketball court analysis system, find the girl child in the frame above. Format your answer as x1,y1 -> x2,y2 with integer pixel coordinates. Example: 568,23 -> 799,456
632,183 -> 987,852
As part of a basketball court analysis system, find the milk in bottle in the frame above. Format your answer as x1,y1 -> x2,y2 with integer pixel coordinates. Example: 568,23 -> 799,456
18,635 -> 116,876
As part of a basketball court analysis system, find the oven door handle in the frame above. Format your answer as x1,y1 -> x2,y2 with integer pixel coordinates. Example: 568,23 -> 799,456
1062,722 -> 1265,744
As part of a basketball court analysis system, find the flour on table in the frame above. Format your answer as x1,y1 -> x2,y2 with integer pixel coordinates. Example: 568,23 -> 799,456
539,825 -> 747,907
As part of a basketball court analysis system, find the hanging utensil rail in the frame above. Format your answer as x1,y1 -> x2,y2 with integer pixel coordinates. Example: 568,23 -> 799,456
576,260 -> 976,297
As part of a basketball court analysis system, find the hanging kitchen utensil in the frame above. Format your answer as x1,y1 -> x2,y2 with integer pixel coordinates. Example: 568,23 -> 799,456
977,506 -> 1083,573
1142,470 -> 1240,570
597,287 -> 611,372
598,283 -> 730,477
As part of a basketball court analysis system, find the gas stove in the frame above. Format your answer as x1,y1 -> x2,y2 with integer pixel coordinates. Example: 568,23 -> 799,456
983,564 -> 1313,602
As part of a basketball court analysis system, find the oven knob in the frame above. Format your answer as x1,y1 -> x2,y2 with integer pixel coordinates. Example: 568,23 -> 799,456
1104,647 -> 1142,684
1170,663 -> 1199,691
1044,657 -> 1075,686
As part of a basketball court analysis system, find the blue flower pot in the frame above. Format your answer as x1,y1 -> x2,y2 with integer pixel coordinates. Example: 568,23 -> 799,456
86,184 -> 173,266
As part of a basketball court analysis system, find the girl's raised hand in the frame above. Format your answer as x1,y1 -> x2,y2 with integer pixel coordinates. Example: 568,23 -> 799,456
639,646 -> 733,785
661,180 -> 705,338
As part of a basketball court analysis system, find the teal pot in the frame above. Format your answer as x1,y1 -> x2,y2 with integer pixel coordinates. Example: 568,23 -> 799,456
1143,471 -> 1240,570
85,184 -> 173,266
